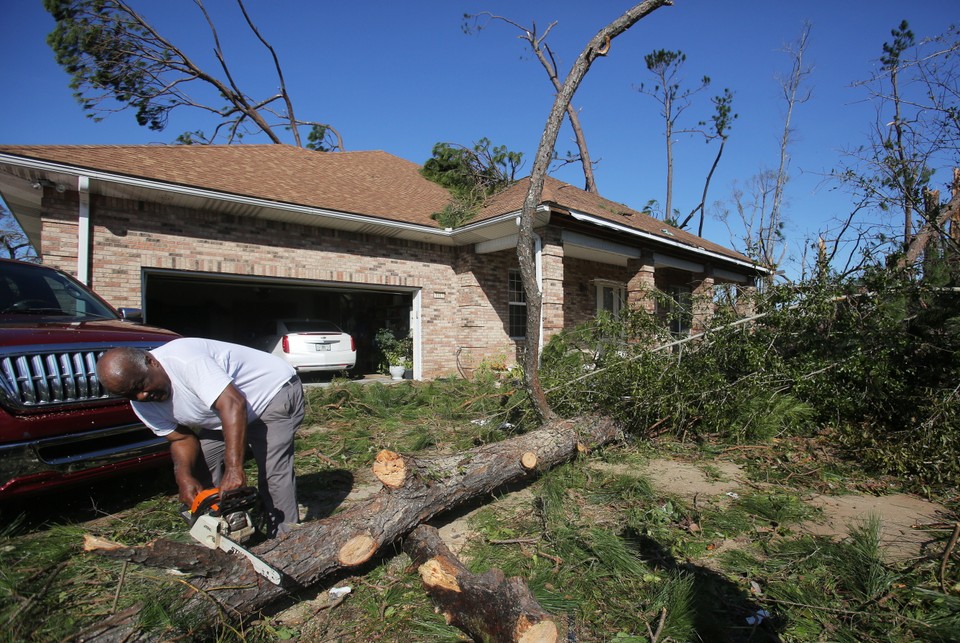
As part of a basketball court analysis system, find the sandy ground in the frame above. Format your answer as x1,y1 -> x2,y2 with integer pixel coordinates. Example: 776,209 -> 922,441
299,455 -> 949,563
622,458 -> 949,562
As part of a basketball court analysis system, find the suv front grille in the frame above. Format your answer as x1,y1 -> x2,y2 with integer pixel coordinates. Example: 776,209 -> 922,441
0,347 -> 113,410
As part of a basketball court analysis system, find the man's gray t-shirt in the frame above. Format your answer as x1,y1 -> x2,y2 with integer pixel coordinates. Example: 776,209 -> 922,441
132,337 -> 295,437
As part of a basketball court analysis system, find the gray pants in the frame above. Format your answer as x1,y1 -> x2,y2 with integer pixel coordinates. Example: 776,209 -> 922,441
197,377 -> 304,536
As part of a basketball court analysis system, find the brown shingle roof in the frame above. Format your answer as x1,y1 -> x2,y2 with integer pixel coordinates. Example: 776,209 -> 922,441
0,144 -> 754,265
479,175 -> 752,263
0,144 -> 453,226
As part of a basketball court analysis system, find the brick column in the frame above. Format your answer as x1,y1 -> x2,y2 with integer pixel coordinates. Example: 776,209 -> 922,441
736,284 -> 758,318
690,271 -> 715,333
539,229 -> 564,342
626,254 -> 656,314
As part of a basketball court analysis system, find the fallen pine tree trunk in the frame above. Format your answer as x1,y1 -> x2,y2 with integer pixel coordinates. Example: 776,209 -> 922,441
84,414 -> 619,639
404,524 -> 563,643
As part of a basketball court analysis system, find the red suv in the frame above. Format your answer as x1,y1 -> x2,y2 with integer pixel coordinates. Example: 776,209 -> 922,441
0,258 -> 179,499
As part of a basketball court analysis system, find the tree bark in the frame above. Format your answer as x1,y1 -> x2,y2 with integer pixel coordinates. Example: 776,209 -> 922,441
403,524 -> 562,643
85,415 -> 620,639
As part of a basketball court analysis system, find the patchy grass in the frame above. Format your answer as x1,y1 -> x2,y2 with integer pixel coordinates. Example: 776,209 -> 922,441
0,377 -> 957,642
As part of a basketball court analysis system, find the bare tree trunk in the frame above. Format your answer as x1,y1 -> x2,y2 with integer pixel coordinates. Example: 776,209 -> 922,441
518,0 -> 672,421
404,524 -> 563,643
764,22 -> 812,284
84,415 -> 621,639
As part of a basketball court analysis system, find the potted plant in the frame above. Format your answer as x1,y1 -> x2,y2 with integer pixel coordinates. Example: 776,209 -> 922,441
375,328 -> 412,380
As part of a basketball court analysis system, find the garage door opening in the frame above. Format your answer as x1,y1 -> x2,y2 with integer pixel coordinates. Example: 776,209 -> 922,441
143,270 -> 415,378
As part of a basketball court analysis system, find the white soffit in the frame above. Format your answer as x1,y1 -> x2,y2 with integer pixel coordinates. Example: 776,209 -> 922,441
653,253 -> 704,273
713,267 -> 750,283
562,230 -> 641,267
475,234 -> 519,254
568,209 -> 766,273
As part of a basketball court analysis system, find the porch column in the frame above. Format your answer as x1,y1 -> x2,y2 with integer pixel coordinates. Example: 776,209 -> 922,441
626,254 -> 656,314
737,284 -> 758,318
690,270 -> 715,333
540,228 -> 564,342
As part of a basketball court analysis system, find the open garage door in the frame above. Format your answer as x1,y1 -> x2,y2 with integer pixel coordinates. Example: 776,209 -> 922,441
142,269 -> 415,377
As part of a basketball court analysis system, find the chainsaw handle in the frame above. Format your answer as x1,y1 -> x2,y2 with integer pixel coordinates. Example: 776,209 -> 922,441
190,487 -> 221,516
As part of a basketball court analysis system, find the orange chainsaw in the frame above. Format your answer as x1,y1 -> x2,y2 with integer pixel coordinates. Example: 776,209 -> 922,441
182,486 -> 282,585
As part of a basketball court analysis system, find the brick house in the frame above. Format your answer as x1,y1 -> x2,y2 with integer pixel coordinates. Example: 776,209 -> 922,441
0,145 -> 765,379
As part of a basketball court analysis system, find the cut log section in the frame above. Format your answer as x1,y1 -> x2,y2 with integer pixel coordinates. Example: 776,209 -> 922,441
403,524 -> 561,643
87,414 -> 619,637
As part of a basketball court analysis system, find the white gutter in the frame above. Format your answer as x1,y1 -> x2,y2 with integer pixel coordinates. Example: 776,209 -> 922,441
568,209 -> 768,273
77,175 -> 90,284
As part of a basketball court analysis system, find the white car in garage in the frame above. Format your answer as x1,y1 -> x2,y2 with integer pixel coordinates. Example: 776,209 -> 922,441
260,319 -> 356,373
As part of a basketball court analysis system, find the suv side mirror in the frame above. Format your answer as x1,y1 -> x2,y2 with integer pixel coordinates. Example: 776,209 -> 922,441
117,307 -> 144,322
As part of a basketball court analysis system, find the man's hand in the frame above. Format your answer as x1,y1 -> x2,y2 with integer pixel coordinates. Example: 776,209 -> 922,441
219,467 -> 248,492
177,476 -> 204,505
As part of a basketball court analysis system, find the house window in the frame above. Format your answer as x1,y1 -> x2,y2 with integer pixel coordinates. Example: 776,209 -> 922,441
508,269 -> 526,338
665,285 -> 692,335
595,281 -> 625,316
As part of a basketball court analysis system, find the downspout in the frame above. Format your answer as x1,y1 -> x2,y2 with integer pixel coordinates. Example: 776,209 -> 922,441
77,176 -> 91,284
534,232 -> 544,357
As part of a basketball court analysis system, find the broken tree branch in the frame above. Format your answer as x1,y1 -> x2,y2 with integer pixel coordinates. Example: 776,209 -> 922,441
404,524 -> 562,642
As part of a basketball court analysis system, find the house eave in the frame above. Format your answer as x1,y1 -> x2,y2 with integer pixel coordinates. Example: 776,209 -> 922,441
567,209 -> 769,274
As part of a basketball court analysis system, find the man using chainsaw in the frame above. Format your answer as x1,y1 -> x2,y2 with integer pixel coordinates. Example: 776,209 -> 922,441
97,338 -> 304,537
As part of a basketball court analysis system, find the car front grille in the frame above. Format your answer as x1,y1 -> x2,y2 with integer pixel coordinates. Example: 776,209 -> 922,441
0,346 -> 114,410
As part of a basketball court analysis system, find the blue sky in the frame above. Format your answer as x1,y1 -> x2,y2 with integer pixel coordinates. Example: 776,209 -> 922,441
1,1 -> 956,277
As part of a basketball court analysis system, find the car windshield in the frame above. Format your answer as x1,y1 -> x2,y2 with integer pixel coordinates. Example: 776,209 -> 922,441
284,320 -> 342,333
0,261 -> 118,321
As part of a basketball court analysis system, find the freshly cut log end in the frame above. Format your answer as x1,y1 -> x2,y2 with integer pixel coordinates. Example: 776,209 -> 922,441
373,449 -> 407,488
520,451 -> 538,470
418,558 -> 461,592
338,534 -> 378,566
517,618 -> 559,643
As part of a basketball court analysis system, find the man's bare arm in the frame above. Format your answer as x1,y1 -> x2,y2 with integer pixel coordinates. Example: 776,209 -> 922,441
166,427 -> 204,504
213,382 -> 249,492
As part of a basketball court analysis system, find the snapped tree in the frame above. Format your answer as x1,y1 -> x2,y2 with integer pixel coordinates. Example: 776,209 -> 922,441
830,21 -> 960,277
516,0 -> 673,421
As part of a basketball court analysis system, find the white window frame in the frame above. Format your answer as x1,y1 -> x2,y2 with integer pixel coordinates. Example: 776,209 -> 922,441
594,280 -> 626,316
666,285 -> 692,335
508,269 -> 527,339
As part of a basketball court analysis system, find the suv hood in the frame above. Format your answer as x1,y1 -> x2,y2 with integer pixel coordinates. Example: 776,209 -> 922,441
0,319 -> 179,348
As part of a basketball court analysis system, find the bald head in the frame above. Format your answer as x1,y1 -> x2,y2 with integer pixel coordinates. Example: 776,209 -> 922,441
97,347 -> 152,398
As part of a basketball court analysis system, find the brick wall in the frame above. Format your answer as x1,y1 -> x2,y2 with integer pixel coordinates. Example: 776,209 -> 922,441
454,248 -> 523,373
40,192 -> 473,378
564,257 -> 630,327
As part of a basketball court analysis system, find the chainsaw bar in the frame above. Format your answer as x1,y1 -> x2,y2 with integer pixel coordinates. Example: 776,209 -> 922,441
189,513 -> 283,585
